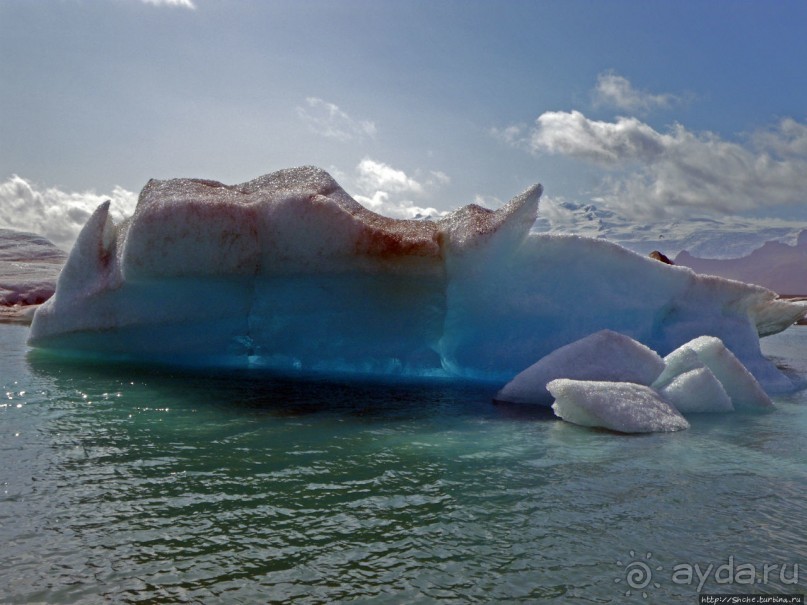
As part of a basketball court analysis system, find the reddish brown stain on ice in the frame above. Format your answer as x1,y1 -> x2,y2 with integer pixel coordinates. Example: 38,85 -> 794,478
348,209 -> 441,259
125,168 -> 540,276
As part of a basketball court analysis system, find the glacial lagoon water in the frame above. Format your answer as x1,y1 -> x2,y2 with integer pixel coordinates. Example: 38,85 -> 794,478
2,323 -> 806,604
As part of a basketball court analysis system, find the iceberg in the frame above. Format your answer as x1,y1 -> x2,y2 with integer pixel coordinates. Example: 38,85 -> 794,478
654,336 -> 774,410
514,333 -> 767,432
656,367 -> 734,414
548,379 -> 690,434
493,329 -> 665,406
28,166 -> 806,387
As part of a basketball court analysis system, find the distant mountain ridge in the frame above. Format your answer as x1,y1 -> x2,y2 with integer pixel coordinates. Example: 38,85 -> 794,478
674,230 -> 807,296
532,200 -> 807,295
535,199 -> 807,260
0,228 -> 66,323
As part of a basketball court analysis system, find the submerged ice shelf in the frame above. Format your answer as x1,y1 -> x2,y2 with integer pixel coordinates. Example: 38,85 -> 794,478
28,167 -> 806,390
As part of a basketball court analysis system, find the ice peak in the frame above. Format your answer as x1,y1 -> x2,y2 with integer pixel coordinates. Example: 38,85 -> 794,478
438,183 -> 542,252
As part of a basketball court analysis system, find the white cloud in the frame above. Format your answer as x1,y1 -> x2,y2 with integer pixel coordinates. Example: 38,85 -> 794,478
427,170 -> 451,187
593,71 -> 680,113
0,176 -> 137,250
752,117 -> 807,157
529,110 -> 667,165
356,158 -> 423,194
296,97 -> 377,141
351,158 -> 448,220
506,110 -> 807,218
140,0 -> 197,8
354,190 -> 444,220
490,123 -> 529,148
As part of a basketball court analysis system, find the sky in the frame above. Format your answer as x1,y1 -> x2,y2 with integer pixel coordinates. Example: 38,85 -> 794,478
2,0 -> 807,250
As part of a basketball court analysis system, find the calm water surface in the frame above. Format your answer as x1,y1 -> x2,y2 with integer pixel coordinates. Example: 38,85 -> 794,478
2,324 -> 806,604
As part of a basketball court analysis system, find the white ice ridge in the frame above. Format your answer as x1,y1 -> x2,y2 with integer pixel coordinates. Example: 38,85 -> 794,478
28,166 -> 806,387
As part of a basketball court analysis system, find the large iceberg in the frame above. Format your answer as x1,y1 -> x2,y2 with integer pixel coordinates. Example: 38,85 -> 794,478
28,167 -> 806,387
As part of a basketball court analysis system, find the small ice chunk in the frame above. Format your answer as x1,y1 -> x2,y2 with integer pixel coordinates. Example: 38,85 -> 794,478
658,367 -> 734,413
495,330 -> 665,406
661,336 -> 773,410
652,347 -> 703,390
548,379 -> 690,433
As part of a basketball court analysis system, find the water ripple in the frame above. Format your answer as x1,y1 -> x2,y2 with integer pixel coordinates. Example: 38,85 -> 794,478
2,325 -> 807,603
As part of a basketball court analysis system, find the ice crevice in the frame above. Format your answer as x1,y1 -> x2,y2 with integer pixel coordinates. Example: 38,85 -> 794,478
28,166 -> 805,391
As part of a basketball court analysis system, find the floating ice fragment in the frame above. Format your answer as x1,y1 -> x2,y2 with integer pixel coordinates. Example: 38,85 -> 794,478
548,379 -> 690,434
659,336 -> 773,410
657,367 -> 734,414
652,347 -> 703,390
494,330 -> 665,406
